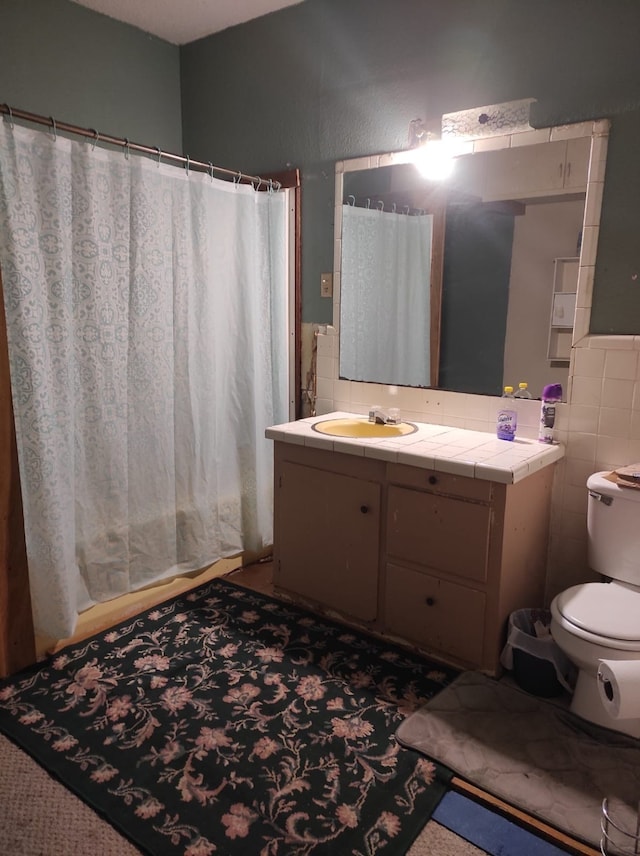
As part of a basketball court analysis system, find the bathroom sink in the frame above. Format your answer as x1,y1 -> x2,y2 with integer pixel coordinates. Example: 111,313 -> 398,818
312,417 -> 418,438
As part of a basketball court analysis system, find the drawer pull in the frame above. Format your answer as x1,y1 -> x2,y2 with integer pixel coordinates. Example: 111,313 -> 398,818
360,505 -> 369,514
428,475 -> 438,485
425,596 -> 436,606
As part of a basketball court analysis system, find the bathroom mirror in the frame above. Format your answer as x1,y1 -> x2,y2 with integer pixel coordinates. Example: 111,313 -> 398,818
335,121 -> 606,399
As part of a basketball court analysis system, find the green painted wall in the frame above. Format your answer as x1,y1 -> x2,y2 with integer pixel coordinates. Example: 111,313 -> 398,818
0,0 -> 182,152
3,0 -> 640,333
180,0 -> 640,330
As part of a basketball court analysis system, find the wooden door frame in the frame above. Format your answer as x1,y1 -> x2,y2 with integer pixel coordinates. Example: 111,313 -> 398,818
0,270 -> 35,677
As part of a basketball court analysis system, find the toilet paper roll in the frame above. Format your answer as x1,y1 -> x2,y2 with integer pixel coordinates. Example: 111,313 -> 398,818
597,659 -> 640,720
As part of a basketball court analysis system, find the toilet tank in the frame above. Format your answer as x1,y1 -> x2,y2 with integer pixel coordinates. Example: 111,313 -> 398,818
587,471 -> 640,583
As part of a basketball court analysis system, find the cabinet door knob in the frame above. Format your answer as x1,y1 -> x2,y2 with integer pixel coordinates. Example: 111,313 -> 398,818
425,596 -> 435,606
360,505 -> 369,514
428,475 -> 438,485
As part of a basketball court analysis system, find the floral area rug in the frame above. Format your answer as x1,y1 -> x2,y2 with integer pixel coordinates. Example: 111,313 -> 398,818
0,578 -> 456,855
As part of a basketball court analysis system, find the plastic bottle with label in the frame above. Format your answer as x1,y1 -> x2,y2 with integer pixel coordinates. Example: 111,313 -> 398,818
497,386 -> 517,441
514,382 -> 532,399
538,383 -> 562,444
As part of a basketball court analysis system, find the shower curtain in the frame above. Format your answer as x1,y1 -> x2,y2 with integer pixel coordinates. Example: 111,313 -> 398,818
340,204 -> 433,387
0,122 -> 289,639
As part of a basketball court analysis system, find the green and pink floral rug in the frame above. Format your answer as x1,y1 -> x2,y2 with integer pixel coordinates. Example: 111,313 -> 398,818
0,578 -> 456,855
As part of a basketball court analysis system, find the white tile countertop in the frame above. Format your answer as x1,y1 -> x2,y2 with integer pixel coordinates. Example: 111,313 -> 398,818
266,411 -> 564,485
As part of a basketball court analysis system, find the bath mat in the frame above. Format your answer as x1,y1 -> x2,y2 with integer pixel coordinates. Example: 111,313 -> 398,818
432,790 -> 568,856
396,670 -> 640,851
0,578 -> 457,855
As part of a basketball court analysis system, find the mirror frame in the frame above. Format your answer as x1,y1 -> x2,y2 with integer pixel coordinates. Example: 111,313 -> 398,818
332,117 -> 611,397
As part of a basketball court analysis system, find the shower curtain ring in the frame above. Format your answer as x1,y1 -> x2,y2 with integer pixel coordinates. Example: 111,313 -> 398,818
377,200 -> 384,212
208,161 -> 214,181
6,106 -> 14,129
91,129 -> 100,151
123,138 -> 130,160
49,116 -> 57,140
155,146 -> 162,167
348,195 -> 355,206
185,155 -> 190,176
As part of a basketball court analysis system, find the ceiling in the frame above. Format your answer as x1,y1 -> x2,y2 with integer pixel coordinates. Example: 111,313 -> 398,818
70,0 -> 305,45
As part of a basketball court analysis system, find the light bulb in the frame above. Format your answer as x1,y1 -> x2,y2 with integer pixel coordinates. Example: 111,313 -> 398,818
412,139 -> 457,181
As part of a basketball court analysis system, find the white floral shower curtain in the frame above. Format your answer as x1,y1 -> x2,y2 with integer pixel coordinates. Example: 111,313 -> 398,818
0,122 -> 289,639
340,204 -> 433,387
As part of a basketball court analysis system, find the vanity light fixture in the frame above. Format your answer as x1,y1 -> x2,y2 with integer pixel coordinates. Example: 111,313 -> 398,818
407,118 -> 467,181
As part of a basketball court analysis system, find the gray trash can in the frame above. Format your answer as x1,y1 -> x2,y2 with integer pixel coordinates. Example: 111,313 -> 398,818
500,608 -> 576,698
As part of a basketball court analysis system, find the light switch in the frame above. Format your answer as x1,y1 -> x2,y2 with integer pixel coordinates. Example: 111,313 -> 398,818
320,273 -> 333,298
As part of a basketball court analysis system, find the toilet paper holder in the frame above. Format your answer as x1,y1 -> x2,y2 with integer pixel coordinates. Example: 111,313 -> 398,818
601,797 -> 640,855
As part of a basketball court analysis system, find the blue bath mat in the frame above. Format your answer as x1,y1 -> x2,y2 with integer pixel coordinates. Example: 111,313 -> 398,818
433,790 -> 570,856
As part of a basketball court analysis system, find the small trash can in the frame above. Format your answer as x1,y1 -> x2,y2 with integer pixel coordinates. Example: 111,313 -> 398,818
500,608 -> 576,698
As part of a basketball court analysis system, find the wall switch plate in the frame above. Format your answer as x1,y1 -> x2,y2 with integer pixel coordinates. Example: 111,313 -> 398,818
320,273 -> 333,298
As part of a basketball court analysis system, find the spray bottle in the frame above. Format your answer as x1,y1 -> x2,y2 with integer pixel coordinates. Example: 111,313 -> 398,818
497,386 -> 517,441
538,383 -> 562,444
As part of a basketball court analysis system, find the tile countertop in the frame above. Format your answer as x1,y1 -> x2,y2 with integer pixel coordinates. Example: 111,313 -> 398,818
265,411 -> 564,485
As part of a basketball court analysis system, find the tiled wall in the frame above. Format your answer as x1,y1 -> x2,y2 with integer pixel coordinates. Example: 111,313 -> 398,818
313,327 -> 640,604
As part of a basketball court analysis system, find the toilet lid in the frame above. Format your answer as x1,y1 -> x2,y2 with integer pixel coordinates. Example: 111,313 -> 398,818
555,583 -> 640,641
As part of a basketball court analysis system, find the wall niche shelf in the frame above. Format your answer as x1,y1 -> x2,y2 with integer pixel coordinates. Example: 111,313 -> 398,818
547,256 -> 579,364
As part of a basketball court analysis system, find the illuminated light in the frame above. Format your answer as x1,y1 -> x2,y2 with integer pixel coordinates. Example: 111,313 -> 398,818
411,139 -> 460,181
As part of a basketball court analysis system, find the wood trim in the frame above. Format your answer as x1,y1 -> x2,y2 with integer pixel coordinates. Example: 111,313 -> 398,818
0,269 -> 35,677
452,777 -> 601,856
261,168 -> 302,418
429,206 -> 446,388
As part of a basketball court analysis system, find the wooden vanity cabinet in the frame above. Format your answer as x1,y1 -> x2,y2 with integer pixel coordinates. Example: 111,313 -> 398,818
273,441 -> 554,675
383,463 -> 553,672
273,442 -> 384,622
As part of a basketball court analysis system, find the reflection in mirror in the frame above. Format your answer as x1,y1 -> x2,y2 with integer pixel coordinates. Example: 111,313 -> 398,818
337,131 -> 592,398
340,203 -> 434,386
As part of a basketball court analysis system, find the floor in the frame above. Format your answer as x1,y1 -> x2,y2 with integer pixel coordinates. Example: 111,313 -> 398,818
229,562 -> 600,856
48,556 -> 599,856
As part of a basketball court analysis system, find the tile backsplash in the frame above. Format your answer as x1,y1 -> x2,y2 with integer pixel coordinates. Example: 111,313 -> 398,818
313,326 -> 640,603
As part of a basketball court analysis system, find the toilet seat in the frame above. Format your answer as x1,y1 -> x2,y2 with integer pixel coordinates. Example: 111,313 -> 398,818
552,582 -> 640,651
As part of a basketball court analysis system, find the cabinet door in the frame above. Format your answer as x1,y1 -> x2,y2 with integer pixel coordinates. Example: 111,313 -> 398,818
483,140 -> 568,200
275,461 -> 380,621
564,137 -> 590,190
385,563 -> 485,666
387,486 -> 491,582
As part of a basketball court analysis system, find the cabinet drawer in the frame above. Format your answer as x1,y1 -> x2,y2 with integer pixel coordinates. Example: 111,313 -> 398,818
385,563 -> 485,666
387,485 -> 490,583
387,463 -> 492,502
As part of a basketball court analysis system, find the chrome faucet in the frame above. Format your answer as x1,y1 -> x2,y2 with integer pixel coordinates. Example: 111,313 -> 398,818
368,406 -> 400,425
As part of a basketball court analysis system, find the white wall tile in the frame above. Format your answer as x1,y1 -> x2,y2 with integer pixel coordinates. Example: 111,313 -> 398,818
601,379 -> 634,413
575,266 -> 595,309
595,435 -> 631,470
570,376 -> 602,406
308,327 -> 640,603
568,404 -> 599,434
604,349 -> 639,380
573,346 -> 605,378
565,431 -> 597,462
584,180 -> 604,227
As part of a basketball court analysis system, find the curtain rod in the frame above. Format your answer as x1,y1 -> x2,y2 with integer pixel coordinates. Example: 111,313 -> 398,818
0,103 -> 280,189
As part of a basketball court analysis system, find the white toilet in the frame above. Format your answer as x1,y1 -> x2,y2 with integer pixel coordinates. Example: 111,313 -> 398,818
550,471 -> 640,737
